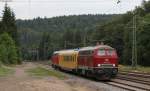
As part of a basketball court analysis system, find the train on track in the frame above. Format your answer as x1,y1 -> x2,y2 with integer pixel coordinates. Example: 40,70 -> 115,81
51,45 -> 118,80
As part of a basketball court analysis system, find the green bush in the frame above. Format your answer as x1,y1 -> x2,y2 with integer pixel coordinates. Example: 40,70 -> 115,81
0,33 -> 20,64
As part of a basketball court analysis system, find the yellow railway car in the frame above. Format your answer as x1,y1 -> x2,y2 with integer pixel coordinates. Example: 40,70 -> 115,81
59,50 -> 78,70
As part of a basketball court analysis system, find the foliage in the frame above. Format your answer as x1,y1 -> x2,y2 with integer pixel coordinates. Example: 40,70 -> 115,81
16,1 -> 150,66
0,33 -> 20,64
39,32 -> 52,60
1,4 -> 18,45
17,14 -> 117,60
92,0 -> 150,66
26,67 -> 66,79
142,0 -> 150,14
0,66 -> 14,77
0,4 -> 21,64
137,14 -> 150,66
92,13 -> 131,64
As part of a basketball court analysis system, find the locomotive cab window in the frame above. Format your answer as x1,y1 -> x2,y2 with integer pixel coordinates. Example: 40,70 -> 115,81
107,49 -> 115,56
97,49 -> 106,56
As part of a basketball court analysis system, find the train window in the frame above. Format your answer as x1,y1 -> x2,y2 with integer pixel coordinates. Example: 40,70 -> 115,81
63,55 -> 75,61
72,56 -> 73,61
107,49 -> 115,56
64,56 -> 69,61
63,56 -> 65,61
73,56 -> 75,61
73,56 -> 74,61
79,50 -> 93,56
74,56 -> 75,61
69,56 -> 71,61
97,49 -> 106,56
72,56 -> 74,61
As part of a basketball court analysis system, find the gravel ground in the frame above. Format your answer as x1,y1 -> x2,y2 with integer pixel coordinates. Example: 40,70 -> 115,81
0,62 -> 126,91
62,73 -> 127,91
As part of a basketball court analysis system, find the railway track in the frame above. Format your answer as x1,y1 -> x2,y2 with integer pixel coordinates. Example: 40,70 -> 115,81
119,71 -> 150,84
119,71 -> 150,78
116,75 -> 150,85
120,71 -> 150,75
40,62 -> 150,91
108,79 -> 150,91
105,71 -> 150,91
105,82 -> 141,91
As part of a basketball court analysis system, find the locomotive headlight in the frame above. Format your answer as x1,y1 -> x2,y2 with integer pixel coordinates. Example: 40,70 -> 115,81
98,64 -> 101,67
113,64 -> 116,67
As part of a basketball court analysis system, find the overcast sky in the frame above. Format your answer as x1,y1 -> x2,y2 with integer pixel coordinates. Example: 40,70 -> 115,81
0,0 -> 146,19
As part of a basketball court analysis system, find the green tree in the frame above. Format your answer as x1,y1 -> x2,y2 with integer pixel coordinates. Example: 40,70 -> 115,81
1,4 -> 18,45
39,32 -> 51,60
0,33 -> 20,64
137,14 -> 150,66
142,0 -> 150,14
0,18 -> 1,33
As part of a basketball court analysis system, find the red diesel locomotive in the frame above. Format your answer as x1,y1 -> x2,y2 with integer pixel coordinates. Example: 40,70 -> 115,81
51,45 -> 118,80
77,45 -> 118,79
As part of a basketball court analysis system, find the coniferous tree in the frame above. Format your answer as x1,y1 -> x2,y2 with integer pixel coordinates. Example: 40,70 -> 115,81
0,33 -> 19,64
39,32 -> 51,60
0,22 -> 2,34
0,4 -> 21,64
142,0 -> 150,14
1,4 -> 18,45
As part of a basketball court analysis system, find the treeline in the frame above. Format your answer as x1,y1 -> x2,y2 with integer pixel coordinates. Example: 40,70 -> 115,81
17,14 -> 118,60
92,1 -> 150,66
17,1 -> 150,66
0,4 -> 21,65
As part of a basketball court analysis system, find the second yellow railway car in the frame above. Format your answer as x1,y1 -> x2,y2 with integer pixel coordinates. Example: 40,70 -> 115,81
59,50 -> 78,70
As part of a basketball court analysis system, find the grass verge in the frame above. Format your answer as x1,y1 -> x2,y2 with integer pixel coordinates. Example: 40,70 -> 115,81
119,65 -> 150,73
27,67 -> 66,79
0,66 -> 14,77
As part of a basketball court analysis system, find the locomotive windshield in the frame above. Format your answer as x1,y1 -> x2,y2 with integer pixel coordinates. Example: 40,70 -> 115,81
107,50 -> 113,56
107,49 -> 116,56
97,49 -> 116,56
97,49 -> 105,56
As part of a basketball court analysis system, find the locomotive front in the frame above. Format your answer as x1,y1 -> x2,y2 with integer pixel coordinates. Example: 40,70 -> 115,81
93,45 -> 118,79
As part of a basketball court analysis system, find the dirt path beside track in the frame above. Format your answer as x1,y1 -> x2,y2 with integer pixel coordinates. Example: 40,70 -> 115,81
0,62 -> 100,91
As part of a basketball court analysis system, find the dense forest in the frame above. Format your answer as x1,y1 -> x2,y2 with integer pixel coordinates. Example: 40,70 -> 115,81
92,0 -> 150,66
16,1 -> 150,66
16,14 -> 118,60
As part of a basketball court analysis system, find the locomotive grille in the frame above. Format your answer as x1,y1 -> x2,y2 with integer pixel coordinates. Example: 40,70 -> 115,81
101,64 -> 113,67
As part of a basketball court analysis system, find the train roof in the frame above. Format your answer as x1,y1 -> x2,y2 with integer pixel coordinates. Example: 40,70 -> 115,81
53,45 -> 114,54
79,45 -> 114,51
53,49 -> 79,55
59,49 -> 78,55
53,51 -> 59,54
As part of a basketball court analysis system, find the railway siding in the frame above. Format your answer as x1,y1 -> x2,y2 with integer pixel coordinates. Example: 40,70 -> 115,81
119,72 -> 150,78
111,79 -> 150,91
116,75 -> 150,85
106,82 -> 144,91
107,71 -> 150,91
